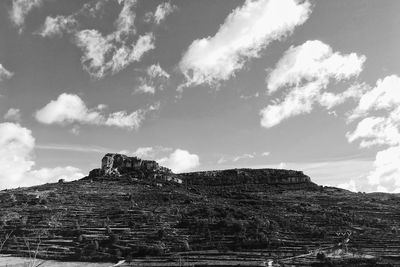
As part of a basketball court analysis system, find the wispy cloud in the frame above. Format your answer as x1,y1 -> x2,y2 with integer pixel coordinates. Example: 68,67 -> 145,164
0,64 -> 14,81
37,0 -> 156,78
36,143 -> 111,154
9,0 -> 43,33
3,108 -> 21,122
135,64 -> 170,94
145,2 -> 177,25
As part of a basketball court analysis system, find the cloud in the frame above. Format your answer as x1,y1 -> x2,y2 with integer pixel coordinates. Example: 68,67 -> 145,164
3,108 -> 21,122
152,2 -> 177,24
37,15 -> 78,38
0,64 -> 14,81
218,152 -> 262,164
179,0 -> 312,87
367,146 -> 400,193
319,83 -> 368,110
36,0 -> 110,38
122,146 -> 173,159
28,166 -> 83,185
233,153 -> 255,162
347,75 -> 400,148
9,0 -> 43,33
266,40 -> 366,93
347,75 -> 400,193
135,64 -> 170,94
36,143 -> 110,154
35,93 -> 154,130
104,110 -> 144,129
158,149 -> 200,173
347,116 -> 400,148
73,0 -> 155,78
349,75 -> 400,120
0,122 -> 83,189
337,180 -> 357,192
260,40 -> 366,128
261,151 -> 270,156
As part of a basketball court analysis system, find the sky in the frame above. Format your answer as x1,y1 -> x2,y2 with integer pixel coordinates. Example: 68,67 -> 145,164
0,0 -> 399,192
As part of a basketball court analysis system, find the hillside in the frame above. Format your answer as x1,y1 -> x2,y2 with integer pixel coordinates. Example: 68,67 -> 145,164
0,154 -> 399,266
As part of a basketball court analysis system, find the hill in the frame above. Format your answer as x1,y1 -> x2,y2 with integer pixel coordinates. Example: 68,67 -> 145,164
0,153 -> 399,266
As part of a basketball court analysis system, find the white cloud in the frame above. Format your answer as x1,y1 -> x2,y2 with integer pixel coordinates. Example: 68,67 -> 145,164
37,15 -> 78,38
347,75 -> 400,148
233,153 -> 255,162
104,110 -> 144,130
347,75 -> 400,193
9,0 -> 43,33
347,116 -> 400,148
0,122 -> 83,189
319,83 -> 369,110
217,157 -> 227,164
267,40 -> 366,93
37,0 -> 110,38
349,75 -> 400,120
74,0 -> 155,78
29,166 -> 83,184
3,108 -> 21,122
337,180 -> 357,192
35,93 -> 103,125
128,146 -> 172,159
136,83 -> 156,94
0,64 -> 14,81
153,2 -> 176,24
260,81 -> 320,128
147,64 -> 170,79
36,143 -> 110,154
158,149 -> 200,173
35,93 -> 153,130
367,146 -> 400,193
261,151 -> 270,156
179,0 -> 312,87
260,40 -> 366,128
135,64 -> 170,94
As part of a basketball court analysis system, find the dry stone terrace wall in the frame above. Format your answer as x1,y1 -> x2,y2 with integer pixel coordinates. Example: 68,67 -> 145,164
179,168 -> 311,186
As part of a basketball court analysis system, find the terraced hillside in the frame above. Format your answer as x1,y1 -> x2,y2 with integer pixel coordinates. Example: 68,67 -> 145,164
0,156 -> 399,266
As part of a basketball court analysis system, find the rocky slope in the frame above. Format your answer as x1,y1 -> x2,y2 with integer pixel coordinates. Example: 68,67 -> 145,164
0,154 -> 399,266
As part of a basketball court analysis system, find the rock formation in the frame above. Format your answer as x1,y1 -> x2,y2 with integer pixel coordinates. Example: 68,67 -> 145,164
88,153 -> 314,189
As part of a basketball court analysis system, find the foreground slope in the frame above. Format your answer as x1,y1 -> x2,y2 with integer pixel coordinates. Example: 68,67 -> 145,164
0,154 -> 399,266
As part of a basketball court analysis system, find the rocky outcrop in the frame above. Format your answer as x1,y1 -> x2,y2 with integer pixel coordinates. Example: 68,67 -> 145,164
88,153 -> 181,184
99,153 -> 171,176
179,168 -> 312,187
88,154 -> 314,189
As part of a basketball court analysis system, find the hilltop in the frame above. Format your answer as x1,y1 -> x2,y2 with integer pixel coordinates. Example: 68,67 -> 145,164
0,153 -> 399,266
